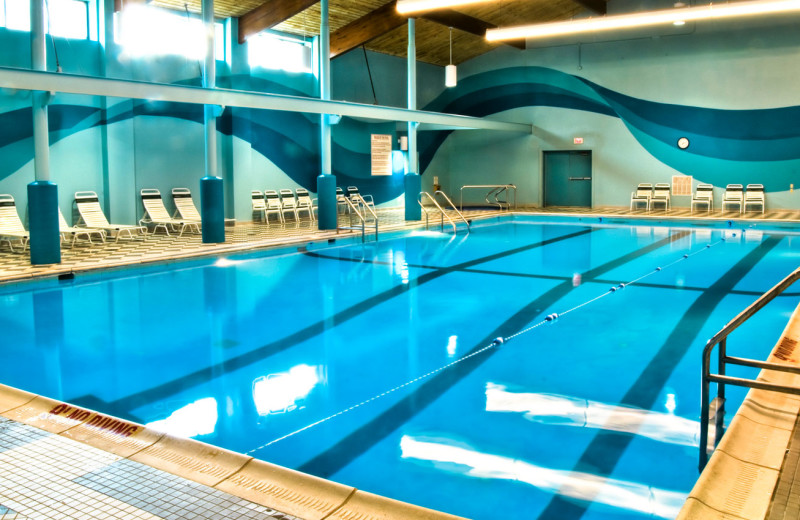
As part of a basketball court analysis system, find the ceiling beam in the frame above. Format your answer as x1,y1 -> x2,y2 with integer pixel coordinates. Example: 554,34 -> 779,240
573,0 -> 606,15
0,66 -> 533,133
421,9 -> 525,50
330,2 -> 407,58
238,0 -> 318,44
330,1 -> 525,59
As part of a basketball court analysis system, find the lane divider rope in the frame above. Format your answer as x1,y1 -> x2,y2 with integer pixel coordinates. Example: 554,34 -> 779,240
247,237 -> 726,455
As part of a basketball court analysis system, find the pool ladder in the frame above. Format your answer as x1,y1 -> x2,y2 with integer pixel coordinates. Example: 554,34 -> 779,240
337,193 -> 378,243
418,190 -> 470,234
699,266 -> 800,470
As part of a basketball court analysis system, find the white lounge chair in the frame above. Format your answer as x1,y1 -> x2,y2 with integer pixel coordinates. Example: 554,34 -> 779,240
171,188 -> 202,224
251,190 -> 267,222
630,183 -> 653,212
140,189 -> 198,236
691,183 -> 714,213
650,183 -> 671,212
264,190 -> 284,224
0,194 -> 29,252
59,209 -> 106,246
74,191 -> 147,241
720,184 -> 744,213
744,184 -> 765,214
296,188 -> 316,220
279,189 -> 298,221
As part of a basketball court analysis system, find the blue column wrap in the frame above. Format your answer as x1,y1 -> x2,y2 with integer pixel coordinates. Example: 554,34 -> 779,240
404,173 -> 421,221
200,176 -> 225,243
317,173 -> 337,230
27,181 -> 60,264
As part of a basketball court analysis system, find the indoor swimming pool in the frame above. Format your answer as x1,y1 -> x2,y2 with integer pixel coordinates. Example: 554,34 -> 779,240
1,215 -> 799,520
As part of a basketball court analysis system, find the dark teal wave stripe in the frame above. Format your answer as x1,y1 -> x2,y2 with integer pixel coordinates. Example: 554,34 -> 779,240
419,66 -> 800,189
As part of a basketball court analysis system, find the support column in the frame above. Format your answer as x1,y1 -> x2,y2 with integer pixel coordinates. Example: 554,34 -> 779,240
404,18 -> 421,221
201,0 -> 225,243
28,0 -> 60,264
316,0 -> 337,230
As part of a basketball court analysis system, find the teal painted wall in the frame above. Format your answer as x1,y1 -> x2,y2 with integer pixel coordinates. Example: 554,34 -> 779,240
426,6 -> 800,210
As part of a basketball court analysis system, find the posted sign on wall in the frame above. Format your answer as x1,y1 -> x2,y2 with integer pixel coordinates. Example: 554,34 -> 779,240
672,175 -> 692,196
371,134 -> 392,176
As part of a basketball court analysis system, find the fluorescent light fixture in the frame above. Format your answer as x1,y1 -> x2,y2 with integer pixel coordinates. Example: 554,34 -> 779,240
396,0 -> 493,15
486,0 -> 800,41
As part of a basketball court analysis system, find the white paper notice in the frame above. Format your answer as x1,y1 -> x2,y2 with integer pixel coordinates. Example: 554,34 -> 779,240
371,134 -> 392,176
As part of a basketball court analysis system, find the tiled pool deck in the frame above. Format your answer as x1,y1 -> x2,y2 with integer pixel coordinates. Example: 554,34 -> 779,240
1,205 -> 799,520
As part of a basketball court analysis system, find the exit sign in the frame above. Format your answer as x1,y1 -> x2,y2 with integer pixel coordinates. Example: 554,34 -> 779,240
573,137 -> 584,145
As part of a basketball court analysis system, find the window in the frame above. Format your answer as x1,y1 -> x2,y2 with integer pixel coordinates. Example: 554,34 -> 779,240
1,0 -> 91,40
248,31 -> 312,74
116,4 -> 225,61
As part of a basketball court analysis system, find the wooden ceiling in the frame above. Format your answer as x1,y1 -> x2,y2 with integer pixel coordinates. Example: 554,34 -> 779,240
146,0 -> 605,66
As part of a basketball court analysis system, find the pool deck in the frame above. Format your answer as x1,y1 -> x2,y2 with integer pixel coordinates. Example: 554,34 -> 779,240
1,205 -> 799,520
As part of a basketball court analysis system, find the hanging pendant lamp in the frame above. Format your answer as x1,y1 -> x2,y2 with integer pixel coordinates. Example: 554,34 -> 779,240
445,27 -> 457,87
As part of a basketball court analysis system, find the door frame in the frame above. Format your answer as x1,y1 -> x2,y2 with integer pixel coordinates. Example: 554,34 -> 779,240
541,150 -> 593,208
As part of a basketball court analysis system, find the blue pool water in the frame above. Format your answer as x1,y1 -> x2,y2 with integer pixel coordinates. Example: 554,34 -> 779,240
2,215 -> 800,520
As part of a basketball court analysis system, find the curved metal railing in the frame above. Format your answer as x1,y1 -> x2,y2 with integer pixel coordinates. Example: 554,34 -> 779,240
459,184 -> 517,211
434,190 -> 470,232
699,266 -> 800,470
418,192 -> 457,233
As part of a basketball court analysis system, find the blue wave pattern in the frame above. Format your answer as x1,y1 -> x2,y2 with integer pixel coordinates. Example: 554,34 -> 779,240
2,67 -> 799,198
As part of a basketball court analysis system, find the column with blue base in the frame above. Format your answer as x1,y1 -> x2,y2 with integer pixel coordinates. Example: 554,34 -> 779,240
404,173 -> 421,221
200,176 -> 225,243
317,173 -> 337,230
27,181 -> 60,264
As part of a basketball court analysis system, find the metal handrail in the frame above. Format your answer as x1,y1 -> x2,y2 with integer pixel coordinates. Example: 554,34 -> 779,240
418,192 -> 457,233
459,184 -> 517,211
434,190 -> 470,232
337,195 -> 378,242
485,186 -> 509,210
699,266 -> 800,470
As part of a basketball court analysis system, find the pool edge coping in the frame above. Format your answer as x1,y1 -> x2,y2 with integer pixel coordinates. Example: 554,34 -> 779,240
0,384 -> 468,520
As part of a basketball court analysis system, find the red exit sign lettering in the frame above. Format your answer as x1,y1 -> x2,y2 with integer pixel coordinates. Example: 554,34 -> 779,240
573,137 -> 584,145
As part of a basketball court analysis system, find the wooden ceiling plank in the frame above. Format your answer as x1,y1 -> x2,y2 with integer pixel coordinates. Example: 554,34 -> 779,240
330,1 -> 407,58
420,9 -> 525,49
238,0 -> 319,44
572,0 -> 606,15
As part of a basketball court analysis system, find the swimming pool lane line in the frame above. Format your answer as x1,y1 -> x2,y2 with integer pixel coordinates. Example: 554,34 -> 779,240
310,249 -> 800,298
78,228 -> 596,419
249,235 -> 716,452
536,234 -> 785,520
292,231 -> 695,477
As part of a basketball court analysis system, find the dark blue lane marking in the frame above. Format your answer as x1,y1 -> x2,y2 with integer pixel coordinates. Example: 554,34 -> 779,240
309,251 -> 800,297
536,234 -> 783,520
297,231 -> 690,477
77,228 -> 594,417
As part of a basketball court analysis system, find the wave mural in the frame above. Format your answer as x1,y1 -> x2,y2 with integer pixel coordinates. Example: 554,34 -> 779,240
2,67 -> 799,202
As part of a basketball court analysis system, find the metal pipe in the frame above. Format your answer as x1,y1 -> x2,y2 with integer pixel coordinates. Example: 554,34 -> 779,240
202,0 -> 217,178
699,340 -> 711,470
320,0 -> 331,175
407,18 -> 417,174
31,0 -> 50,182
724,356 -> 800,374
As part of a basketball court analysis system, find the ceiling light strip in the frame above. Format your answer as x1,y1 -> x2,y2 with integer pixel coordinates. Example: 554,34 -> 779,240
485,0 -> 800,41
396,0 -> 493,15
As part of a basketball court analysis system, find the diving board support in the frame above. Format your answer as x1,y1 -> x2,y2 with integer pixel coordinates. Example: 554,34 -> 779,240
0,67 -> 532,133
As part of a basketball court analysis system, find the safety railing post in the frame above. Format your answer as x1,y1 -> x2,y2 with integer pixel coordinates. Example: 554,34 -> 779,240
699,342 -> 711,471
